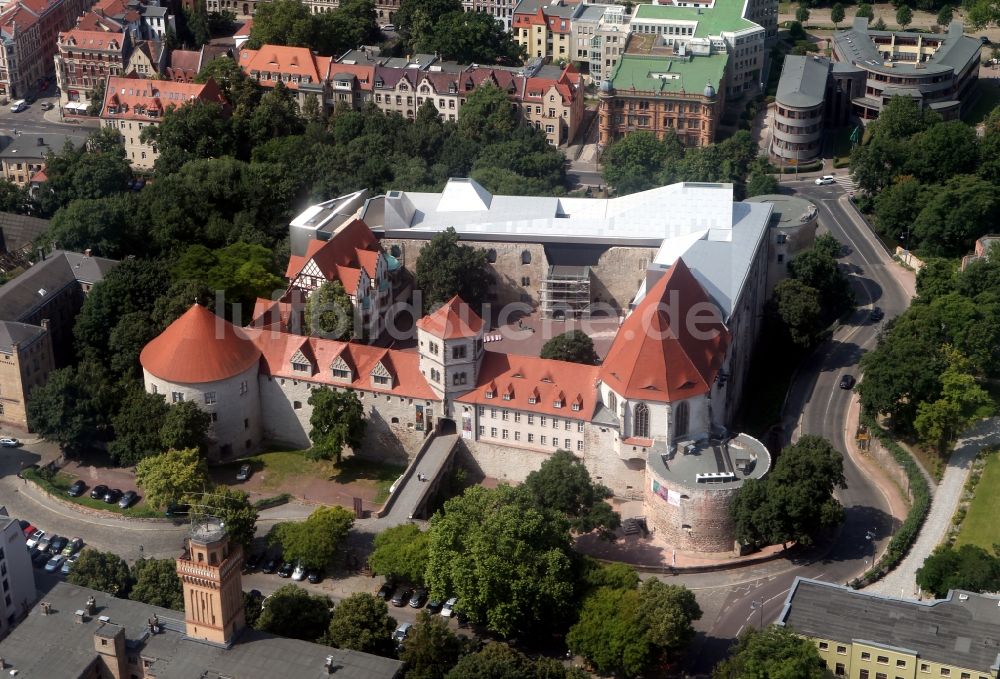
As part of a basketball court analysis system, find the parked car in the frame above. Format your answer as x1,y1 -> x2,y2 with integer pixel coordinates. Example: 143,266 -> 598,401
441,597 -> 458,618
839,374 -> 856,390
408,588 -> 427,608
23,94 -> 35,104
34,534 -> 54,554
391,588 -> 413,607
426,598 -> 442,614
25,529 -> 44,549
118,490 -> 138,509
291,562 -> 306,581
306,569 -> 322,584
165,502 -> 190,517
8,100 -> 25,113
261,555 -> 281,574
103,488 -> 122,504
243,552 -> 263,572
90,485 -> 109,500
31,550 -> 49,567
870,307 -> 884,322
236,463 -> 251,481
814,175 -> 835,186
393,622 -> 412,648
44,555 -> 65,573
61,553 -> 79,575
0,437 -> 20,447
20,522 -> 35,539
67,480 -> 86,497
49,536 -> 68,554
40,102 -> 53,110
380,23 -> 396,31
61,537 -> 82,556
376,582 -> 395,600
277,561 -> 294,578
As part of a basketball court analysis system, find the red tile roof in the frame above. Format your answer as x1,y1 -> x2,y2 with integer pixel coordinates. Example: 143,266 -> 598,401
59,28 -> 127,51
330,63 -> 375,91
75,11 -> 123,32
600,259 -> 729,403
415,296 -> 484,340
239,45 -> 331,90
456,352 -> 599,420
101,75 -> 226,122
140,304 -> 262,384
245,328 -> 437,400
0,5 -> 39,32
285,219 -> 382,293
234,19 -> 252,37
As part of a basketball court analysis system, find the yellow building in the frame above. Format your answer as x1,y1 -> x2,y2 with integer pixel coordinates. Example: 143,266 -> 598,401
780,578 -> 1000,679
512,0 -> 581,61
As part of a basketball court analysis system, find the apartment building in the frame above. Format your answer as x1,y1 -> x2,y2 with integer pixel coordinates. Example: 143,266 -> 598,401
0,0 -> 91,99
100,75 -> 227,169
208,0 -> 401,25
54,28 -> 132,117
0,508 -> 34,639
571,4 -> 629,82
0,132 -> 85,187
123,38 -> 166,78
513,0 -> 581,61
238,44 -> 331,109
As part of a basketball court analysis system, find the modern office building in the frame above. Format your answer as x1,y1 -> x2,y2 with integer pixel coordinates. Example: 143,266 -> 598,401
0,507 -> 34,640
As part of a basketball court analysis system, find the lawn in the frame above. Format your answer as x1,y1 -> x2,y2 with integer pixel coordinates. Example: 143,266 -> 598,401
964,80 -> 1000,126
955,450 -> 1000,549
24,469 -> 161,519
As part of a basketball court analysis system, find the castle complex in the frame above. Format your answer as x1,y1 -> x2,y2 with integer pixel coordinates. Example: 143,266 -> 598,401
140,179 -> 787,553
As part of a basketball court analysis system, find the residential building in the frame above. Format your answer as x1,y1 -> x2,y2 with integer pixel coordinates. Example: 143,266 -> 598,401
0,250 -> 116,429
327,61 -> 375,110
87,0 -> 176,41
780,577 -> 1000,679
832,18 -> 982,120
598,34 -> 728,148
0,132 -> 86,187
238,44 -> 331,109
54,27 -> 133,117
140,3 -> 171,39
164,44 -> 231,82
629,0 -> 765,99
0,507 -> 34,639
100,75 -> 227,169
513,0 -> 581,61
462,0 -> 516,29
0,212 -> 49,254
0,519 -> 404,677
124,38 -> 166,78
520,63 -> 583,145
571,3 -> 629,83
0,0 -> 91,100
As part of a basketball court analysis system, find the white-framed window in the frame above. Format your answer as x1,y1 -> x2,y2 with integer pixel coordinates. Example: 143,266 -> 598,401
171,392 -> 184,403
204,392 -> 216,405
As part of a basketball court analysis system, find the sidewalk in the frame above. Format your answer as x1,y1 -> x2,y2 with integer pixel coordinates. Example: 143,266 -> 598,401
865,417 -> 1000,599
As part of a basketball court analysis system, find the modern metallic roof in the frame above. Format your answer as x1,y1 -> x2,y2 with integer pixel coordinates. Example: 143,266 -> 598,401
776,54 -> 831,108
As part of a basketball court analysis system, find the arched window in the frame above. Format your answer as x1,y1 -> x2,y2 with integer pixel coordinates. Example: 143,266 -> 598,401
486,248 -> 497,263
633,402 -> 649,439
674,401 -> 689,437
607,391 -> 617,417
521,249 -> 531,264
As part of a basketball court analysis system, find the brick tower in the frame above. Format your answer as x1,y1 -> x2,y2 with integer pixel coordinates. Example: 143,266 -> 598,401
176,517 -> 246,646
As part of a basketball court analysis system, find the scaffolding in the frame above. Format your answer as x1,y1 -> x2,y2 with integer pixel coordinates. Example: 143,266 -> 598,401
540,265 -> 591,319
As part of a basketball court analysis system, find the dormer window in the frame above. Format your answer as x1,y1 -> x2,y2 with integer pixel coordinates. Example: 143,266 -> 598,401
553,399 -> 562,408
332,367 -> 350,379
572,402 -> 581,411
485,389 -> 495,399
292,362 -> 309,372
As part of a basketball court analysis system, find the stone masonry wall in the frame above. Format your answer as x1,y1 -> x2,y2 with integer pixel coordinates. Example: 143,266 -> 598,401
590,246 -> 659,313
644,475 -> 740,553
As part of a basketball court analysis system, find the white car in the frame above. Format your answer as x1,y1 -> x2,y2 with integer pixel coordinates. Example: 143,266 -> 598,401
814,175 -> 835,186
25,529 -> 44,549
0,437 -> 20,447
393,622 -> 412,646
9,100 -> 25,112
440,597 -> 458,618
291,562 -> 307,581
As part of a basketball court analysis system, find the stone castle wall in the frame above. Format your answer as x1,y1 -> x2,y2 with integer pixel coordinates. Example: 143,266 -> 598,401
644,475 -> 740,553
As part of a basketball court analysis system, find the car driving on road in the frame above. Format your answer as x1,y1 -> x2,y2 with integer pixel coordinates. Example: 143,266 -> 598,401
839,374 -> 856,390
0,437 -> 20,447
814,175 -> 835,186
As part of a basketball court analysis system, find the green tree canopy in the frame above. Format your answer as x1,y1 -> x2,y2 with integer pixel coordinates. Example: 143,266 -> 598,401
788,241 -> 854,318
142,99 -> 234,177
911,175 -> 1000,257
255,584 -> 333,641
856,3 -> 874,21
323,593 -> 397,656
602,131 -> 682,194
43,190 -> 139,260
539,330 -> 599,365
936,4 -> 953,25
795,4 -> 810,23
307,388 -> 367,462
369,523 -> 431,584
396,0 -> 462,53
400,610 -> 469,679
831,3 -> 845,26
524,449 -> 621,537
201,486 -> 258,550
712,625 -> 830,679
271,505 -> 354,569
135,448 -> 211,508
916,544 -> 1000,598
770,278 -> 824,348
914,350 -> 993,448
67,549 -> 132,597
415,227 -> 492,309
109,388 -> 170,466
445,642 -> 586,679
173,241 -> 284,312
896,3 -> 913,28
129,558 -> 184,610
160,400 -> 212,453
27,361 -> 118,454
304,280 -> 355,340
425,11 -> 524,65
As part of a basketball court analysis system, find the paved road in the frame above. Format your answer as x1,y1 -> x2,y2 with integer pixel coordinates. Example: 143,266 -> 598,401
688,179 -> 916,673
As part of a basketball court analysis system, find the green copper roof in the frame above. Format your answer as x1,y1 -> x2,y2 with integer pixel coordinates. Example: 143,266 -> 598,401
633,1 -> 758,36
609,53 -> 729,93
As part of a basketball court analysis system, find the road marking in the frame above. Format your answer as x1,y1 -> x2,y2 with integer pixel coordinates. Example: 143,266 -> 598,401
10,483 -> 186,533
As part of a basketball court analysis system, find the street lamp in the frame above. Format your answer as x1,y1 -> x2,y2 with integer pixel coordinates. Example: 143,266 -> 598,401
865,528 -> 876,567
750,599 -> 765,629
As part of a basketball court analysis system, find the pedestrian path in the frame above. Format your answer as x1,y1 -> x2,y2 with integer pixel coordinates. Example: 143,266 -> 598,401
833,175 -> 857,194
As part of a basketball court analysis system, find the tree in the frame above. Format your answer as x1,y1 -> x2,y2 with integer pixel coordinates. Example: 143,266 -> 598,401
400,610 -> 468,679
307,387 -> 366,462
770,279 -> 824,348
414,227 -> 492,309
914,350 -> 993,448
936,4 -> 954,25
603,131 -> 682,195
731,435 -> 847,548
524,450 -> 621,537
788,246 -> 854,318
712,626 -> 830,679
746,169 -> 778,198
856,3 -> 874,21
67,549 -> 132,597
135,448 -> 211,509
87,79 -> 106,116
579,559 -> 641,594
324,593 -> 397,656
445,643 -> 584,679
172,242 -> 285,313
249,82 -> 305,146
911,175 -> 1000,257
130,558 -> 184,610
196,57 -> 260,112
872,16 -> 887,30
874,177 -> 925,243
539,330 -> 599,365
141,99 -> 234,176
202,486 -> 258,550
255,584 -> 333,641
369,524 -> 431,584
871,96 -> 940,143
906,122 -> 978,184
183,0 -> 211,46
916,544 -> 1000,598
160,400 -> 212,452
831,3 -> 845,27
108,388 -> 170,466
426,485 -> 575,637
27,361 -> 118,454
271,505 -> 354,569
426,12 -> 524,65
966,0 -> 997,30
456,84 -> 519,146
304,280 -> 355,340
637,579 -> 702,656
896,4 -> 913,28
0,179 -> 32,214
795,4 -> 810,23
396,0 -> 462,53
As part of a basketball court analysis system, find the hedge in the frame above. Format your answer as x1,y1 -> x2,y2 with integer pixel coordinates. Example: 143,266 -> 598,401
253,493 -> 292,510
850,412 -> 932,588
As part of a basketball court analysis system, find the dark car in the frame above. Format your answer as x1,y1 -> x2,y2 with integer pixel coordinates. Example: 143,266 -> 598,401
165,502 -> 190,517
118,490 -> 138,509
31,550 -> 49,567
870,307 -> 884,322
24,94 -> 35,104
261,555 -> 281,574
391,587 -> 413,607
103,488 -> 122,504
839,374 -> 856,390
306,569 -> 323,584
277,561 -> 294,578
244,552 -> 263,572
67,480 -> 86,497
408,588 -> 427,608
376,582 -> 395,600
982,35 -> 991,44
426,598 -> 443,614
90,484 -> 108,500
49,536 -> 68,554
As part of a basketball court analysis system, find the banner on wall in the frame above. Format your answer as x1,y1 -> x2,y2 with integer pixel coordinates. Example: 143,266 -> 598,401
461,410 -> 473,439
415,404 -> 424,431
651,479 -> 681,506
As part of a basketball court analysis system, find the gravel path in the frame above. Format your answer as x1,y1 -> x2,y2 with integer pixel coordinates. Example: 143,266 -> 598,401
866,417 -> 1000,599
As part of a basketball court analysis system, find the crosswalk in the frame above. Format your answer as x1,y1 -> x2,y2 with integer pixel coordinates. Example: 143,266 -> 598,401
833,175 -> 858,194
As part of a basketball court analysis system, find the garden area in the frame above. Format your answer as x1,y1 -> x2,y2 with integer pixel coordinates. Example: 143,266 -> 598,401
954,449 -> 1000,550
23,466 -> 161,519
